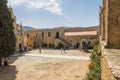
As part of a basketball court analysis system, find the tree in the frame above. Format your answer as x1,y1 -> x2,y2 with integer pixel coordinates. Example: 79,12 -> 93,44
80,39 -> 91,52
0,0 -> 16,66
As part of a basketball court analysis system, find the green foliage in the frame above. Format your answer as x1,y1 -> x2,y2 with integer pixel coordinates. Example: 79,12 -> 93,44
80,39 -> 92,51
0,0 -> 16,58
93,44 -> 99,51
86,44 -> 101,80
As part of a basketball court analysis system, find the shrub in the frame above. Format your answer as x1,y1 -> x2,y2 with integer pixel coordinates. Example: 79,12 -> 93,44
86,44 -> 101,80
80,39 -> 92,52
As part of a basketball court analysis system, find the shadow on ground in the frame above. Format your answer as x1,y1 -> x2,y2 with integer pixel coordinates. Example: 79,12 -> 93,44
0,53 -> 25,80
0,65 -> 18,80
9,53 -> 25,64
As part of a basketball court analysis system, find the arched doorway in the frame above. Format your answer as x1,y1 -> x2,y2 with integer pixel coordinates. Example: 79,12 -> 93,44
19,43 -> 22,49
76,43 -> 80,48
19,43 -> 22,52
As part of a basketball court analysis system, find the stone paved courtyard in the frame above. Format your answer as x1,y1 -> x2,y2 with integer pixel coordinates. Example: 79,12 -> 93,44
0,49 -> 90,80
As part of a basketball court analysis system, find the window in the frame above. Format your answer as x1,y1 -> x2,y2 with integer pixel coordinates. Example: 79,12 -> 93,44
42,32 -> 44,38
48,32 -> 51,37
56,32 -> 59,38
27,34 -> 29,37
36,34 -> 37,38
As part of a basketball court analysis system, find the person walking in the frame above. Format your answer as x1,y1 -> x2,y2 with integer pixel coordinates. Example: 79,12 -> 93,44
63,46 -> 66,53
39,46 -> 42,53
61,47 -> 63,54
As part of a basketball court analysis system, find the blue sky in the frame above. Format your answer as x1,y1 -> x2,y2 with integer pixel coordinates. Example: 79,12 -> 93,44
8,0 -> 102,28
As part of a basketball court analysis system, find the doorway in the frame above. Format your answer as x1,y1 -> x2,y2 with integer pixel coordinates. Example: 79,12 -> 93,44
34,41 -> 37,48
76,43 -> 80,48
56,32 -> 59,38
19,43 -> 22,51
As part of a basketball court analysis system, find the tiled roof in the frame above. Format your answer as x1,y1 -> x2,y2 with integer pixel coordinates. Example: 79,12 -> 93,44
64,31 -> 97,36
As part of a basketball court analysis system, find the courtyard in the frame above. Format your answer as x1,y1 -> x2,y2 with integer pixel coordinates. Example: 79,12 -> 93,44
0,49 -> 90,80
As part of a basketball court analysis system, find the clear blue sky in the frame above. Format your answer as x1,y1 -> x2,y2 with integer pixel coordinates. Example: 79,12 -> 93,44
8,0 -> 102,28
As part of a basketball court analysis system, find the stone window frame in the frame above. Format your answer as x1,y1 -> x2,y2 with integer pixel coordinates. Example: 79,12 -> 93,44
42,32 -> 44,38
48,32 -> 51,37
27,34 -> 29,37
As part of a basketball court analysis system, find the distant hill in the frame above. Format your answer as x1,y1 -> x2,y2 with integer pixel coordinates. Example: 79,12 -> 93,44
23,26 -> 35,31
22,26 -> 98,31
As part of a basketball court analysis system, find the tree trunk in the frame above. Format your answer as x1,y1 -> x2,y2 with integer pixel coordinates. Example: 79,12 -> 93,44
0,58 -> 2,66
4,61 -> 8,66
3,58 -> 8,66
0,54 -> 2,66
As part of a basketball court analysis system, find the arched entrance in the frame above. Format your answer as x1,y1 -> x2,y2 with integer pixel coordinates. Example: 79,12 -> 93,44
76,43 -> 80,48
19,43 -> 22,52
19,43 -> 22,50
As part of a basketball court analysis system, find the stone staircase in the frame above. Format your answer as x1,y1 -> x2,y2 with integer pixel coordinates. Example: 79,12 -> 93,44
59,37 -> 72,46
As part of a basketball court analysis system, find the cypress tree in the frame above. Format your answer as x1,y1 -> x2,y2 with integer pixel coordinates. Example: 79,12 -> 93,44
0,0 -> 16,66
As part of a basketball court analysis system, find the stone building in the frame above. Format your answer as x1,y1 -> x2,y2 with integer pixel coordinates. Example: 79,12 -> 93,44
100,0 -> 120,48
99,0 -> 120,79
25,29 -> 40,48
15,23 -> 27,51
9,7 -> 26,51
25,27 -> 98,49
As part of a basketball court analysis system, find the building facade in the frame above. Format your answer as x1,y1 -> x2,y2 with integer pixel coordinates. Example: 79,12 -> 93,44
25,27 -> 98,49
24,30 -> 40,48
9,7 -> 26,51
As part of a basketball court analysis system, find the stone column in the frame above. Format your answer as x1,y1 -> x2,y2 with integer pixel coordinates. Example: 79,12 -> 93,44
107,0 -> 120,48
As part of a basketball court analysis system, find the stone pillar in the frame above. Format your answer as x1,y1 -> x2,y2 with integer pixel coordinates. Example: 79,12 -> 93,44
99,7 -> 103,39
107,0 -> 120,48
104,0 -> 109,44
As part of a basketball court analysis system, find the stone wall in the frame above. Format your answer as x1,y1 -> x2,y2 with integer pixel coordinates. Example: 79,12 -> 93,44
25,30 -> 41,48
101,54 -> 116,80
63,36 -> 98,47
108,0 -> 120,48
100,0 -> 120,79
100,0 -> 120,48
100,37 -> 116,80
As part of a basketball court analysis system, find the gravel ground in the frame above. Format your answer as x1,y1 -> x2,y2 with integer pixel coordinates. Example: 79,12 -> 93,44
0,49 -> 90,80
